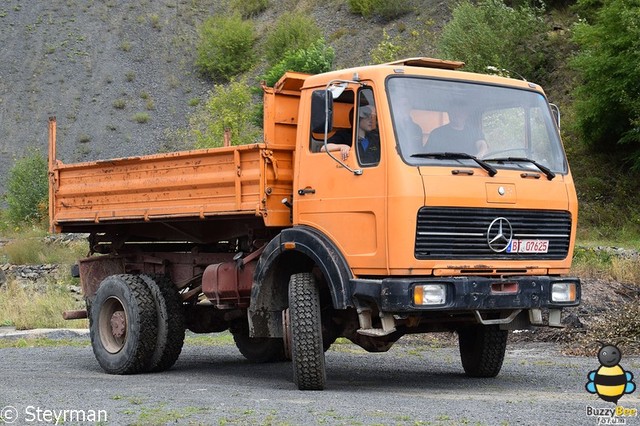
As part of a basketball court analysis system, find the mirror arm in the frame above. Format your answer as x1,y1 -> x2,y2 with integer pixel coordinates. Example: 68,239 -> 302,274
550,103 -> 561,129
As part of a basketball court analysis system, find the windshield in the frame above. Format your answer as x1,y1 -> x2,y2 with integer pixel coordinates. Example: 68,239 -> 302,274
387,77 -> 568,174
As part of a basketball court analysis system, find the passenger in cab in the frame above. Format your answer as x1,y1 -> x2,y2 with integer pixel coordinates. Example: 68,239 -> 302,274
322,105 -> 380,165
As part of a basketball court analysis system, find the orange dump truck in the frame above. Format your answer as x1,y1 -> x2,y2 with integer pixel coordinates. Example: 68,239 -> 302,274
49,58 -> 580,390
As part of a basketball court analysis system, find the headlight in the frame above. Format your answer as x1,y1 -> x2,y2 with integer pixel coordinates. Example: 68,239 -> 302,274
551,282 -> 577,303
413,284 -> 447,306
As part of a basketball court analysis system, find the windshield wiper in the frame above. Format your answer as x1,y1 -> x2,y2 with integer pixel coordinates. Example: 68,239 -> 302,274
484,157 -> 555,180
411,152 -> 497,177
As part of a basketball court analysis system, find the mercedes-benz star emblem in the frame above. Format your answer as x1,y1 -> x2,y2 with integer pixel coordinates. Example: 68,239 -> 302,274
487,217 -> 513,253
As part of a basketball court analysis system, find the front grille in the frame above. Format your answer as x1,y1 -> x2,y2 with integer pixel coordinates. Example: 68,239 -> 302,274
415,207 -> 572,260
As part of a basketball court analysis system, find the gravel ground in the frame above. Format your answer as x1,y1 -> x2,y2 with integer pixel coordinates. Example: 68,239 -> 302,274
1,334 -> 639,425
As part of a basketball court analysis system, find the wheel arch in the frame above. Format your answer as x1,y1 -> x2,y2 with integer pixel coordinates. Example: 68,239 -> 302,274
248,226 -> 352,338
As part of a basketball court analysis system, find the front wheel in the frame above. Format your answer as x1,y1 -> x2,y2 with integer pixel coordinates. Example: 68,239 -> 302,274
90,274 -> 158,374
289,272 -> 326,390
458,324 -> 508,378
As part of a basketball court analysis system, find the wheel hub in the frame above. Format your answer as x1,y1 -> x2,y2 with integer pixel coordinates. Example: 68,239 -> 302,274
98,296 -> 127,354
110,311 -> 126,339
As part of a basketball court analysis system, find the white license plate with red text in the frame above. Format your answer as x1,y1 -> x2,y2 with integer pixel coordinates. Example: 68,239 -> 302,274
507,239 -> 549,253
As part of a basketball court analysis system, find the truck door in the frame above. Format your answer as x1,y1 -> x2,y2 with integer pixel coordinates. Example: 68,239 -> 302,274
294,87 -> 387,275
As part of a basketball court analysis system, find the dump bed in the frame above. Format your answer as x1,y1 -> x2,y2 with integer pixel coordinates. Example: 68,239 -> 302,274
48,119 -> 294,238
48,74 -> 307,239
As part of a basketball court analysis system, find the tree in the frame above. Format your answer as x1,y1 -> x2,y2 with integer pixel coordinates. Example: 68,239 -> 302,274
263,39 -> 335,87
437,0 -> 548,81
5,149 -> 48,224
571,0 -> 640,168
191,79 -> 262,148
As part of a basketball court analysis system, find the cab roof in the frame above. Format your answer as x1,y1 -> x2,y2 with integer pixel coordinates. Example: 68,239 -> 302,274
295,57 -> 542,94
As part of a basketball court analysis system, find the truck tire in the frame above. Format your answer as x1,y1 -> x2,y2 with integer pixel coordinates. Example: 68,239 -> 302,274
231,319 -> 287,363
139,275 -> 186,372
289,272 -> 326,390
90,274 -> 157,375
458,325 -> 508,378
283,307 -> 335,358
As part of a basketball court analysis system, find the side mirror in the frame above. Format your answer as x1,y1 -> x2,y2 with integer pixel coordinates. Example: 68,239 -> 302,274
311,90 -> 333,134
550,103 -> 561,129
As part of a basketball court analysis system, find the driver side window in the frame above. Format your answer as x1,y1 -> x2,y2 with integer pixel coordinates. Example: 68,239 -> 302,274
354,89 -> 380,167
309,90 -> 355,153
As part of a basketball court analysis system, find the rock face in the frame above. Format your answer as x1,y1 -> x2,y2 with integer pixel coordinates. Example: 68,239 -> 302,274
1,264 -> 60,290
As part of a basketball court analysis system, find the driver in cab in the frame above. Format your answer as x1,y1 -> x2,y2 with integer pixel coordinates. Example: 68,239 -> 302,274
427,106 -> 488,158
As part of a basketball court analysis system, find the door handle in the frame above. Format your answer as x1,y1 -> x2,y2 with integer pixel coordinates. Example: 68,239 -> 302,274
297,187 -> 316,195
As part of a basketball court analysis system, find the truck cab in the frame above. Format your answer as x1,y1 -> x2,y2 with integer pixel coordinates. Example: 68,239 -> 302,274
252,58 -> 579,387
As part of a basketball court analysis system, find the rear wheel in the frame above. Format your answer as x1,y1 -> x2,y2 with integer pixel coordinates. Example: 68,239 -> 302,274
289,272 -> 326,390
139,275 -> 185,372
90,274 -> 157,374
458,325 -> 508,378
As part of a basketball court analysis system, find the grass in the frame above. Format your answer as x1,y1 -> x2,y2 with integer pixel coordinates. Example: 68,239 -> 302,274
0,278 -> 88,330
570,245 -> 640,283
184,332 -> 234,346
0,331 -> 236,349
112,98 -> 126,109
120,40 -> 132,52
0,231 -> 87,265
0,226 -> 88,330
0,337 -> 89,349
133,112 -> 150,123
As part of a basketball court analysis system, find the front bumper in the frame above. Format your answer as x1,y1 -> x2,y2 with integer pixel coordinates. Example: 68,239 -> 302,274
351,275 -> 580,313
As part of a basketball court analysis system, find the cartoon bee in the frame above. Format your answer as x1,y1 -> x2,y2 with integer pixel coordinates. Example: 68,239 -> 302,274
586,342 -> 636,404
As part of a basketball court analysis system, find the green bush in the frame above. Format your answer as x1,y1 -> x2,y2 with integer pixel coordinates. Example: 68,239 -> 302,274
437,0 -> 548,81
195,14 -> 256,81
348,0 -> 412,21
192,79 -> 262,148
263,39 -> 335,87
231,0 -> 269,18
570,0 -> 640,169
370,24 -> 435,64
5,149 -> 48,224
264,12 -> 321,65
370,29 -> 404,64
133,112 -> 150,123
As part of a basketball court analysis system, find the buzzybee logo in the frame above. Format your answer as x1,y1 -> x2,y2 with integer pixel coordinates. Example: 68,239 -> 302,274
586,342 -> 636,404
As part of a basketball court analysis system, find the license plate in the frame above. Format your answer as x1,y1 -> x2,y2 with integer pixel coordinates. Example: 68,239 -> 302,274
507,239 -> 549,253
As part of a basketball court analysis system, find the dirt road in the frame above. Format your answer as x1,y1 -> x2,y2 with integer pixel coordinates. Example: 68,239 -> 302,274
1,336 -> 639,425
